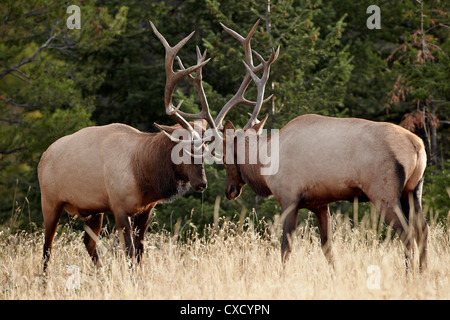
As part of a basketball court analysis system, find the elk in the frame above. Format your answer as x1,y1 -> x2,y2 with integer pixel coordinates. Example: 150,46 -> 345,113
212,22 -> 429,271
222,115 -> 428,270
38,21 -> 219,271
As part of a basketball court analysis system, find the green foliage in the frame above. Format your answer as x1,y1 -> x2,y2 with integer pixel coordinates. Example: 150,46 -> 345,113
423,160 -> 450,218
0,0 -> 448,231
0,0 -> 128,226
152,0 -> 356,230
198,0 -> 354,127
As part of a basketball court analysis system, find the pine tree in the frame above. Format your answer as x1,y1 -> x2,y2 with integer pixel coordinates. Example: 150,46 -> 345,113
0,0 -> 128,227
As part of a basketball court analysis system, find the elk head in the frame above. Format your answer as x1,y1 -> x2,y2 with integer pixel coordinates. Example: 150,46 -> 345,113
150,20 -> 279,195
150,21 -> 218,193
214,21 -> 279,200
222,116 -> 269,200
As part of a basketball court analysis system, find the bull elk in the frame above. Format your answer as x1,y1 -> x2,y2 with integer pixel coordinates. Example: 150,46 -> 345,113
38,21 -> 222,271
222,115 -> 428,270
38,19 -> 278,271
211,22 -> 429,271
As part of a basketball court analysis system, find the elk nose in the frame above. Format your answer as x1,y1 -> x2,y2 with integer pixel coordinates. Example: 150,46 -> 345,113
196,182 -> 207,193
226,185 -> 237,200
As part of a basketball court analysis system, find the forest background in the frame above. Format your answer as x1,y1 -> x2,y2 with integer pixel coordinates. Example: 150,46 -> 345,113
0,0 -> 448,235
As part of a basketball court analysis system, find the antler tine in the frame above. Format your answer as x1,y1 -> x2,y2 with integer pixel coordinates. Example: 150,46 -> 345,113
243,45 -> 280,129
214,20 -> 274,129
150,21 -> 212,139
176,46 -> 208,81
175,45 -> 221,141
219,20 -> 260,70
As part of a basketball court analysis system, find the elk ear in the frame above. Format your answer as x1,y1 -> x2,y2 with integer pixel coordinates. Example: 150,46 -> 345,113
154,122 -> 177,135
252,115 -> 268,135
201,119 -> 207,131
224,120 -> 236,131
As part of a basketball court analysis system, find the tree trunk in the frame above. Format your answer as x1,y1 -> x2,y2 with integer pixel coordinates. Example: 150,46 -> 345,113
429,100 -> 439,166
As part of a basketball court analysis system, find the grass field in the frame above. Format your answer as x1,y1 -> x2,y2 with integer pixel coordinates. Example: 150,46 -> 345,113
0,210 -> 448,300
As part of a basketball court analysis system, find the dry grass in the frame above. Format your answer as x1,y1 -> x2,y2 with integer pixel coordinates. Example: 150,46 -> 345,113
0,212 -> 449,300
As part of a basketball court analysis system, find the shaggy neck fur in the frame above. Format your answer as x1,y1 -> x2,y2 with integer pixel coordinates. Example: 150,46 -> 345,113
236,134 -> 273,198
133,132 -> 190,204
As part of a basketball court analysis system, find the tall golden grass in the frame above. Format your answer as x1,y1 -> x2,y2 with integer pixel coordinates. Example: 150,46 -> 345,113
0,209 -> 448,300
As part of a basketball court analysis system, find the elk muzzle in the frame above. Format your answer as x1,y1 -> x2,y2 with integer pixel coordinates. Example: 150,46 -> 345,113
194,180 -> 207,193
189,166 -> 208,193
225,184 -> 242,200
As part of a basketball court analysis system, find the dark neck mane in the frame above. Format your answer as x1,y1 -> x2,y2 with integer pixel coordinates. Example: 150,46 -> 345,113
133,132 -> 190,204
237,134 -> 273,198
239,163 -> 272,198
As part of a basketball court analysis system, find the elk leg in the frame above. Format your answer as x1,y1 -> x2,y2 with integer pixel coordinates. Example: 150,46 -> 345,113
84,213 -> 104,267
133,204 -> 155,264
281,202 -> 299,263
380,200 -> 414,271
115,213 -> 135,262
411,177 -> 428,271
400,187 -> 429,271
42,200 -> 64,273
311,204 -> 336,267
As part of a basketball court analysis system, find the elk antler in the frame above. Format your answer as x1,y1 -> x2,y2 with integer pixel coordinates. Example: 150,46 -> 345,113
150,20 -> 279,151
242,46 -> 279,129
175,46 -> 222,141
150,21 -> 212,143
214,20 -> 279,130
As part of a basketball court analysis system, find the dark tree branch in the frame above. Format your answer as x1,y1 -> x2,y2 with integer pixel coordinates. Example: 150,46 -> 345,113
0,21 -> 59,80
3,5 -> 52,24
0,147 -> 25,155
0,35 -> 55,80
0,97 -> 30,109
0,118 -> 21,125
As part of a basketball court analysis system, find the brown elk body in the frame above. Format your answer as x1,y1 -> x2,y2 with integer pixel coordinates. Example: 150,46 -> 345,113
38,123 -> 206,270
223,114 -> 429,270
201,21 -> 429,270
38,21 -> 219,272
